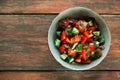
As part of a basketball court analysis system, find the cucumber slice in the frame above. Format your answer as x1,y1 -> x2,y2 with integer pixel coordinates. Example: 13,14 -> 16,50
98,36 -> 105,45
76,44 -> 82,52
93,31 -> 100,36
66,56 -> 74,63
55,39 -> 61,47
60,54 -> 68,60
65,28 -> 73,36
88,20 -> 94,26
90,49 -> 102,60
56,31 -> 61,37
72,27 -> 79,35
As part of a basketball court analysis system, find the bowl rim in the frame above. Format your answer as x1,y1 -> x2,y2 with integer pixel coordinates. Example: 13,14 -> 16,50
48,7 -> 111,70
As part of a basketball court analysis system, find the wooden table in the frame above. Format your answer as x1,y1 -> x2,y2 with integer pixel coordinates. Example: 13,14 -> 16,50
0,0 -> 120,80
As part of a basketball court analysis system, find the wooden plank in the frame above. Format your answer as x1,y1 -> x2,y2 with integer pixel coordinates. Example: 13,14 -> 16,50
0,15 -> 120,70
0,71 -> 120,80
0,0 -> 119,14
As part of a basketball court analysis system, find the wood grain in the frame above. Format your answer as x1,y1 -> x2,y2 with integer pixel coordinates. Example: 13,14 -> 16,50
0,15 -> 120,70
0,71 -> 120,80
0,0 -> 119,14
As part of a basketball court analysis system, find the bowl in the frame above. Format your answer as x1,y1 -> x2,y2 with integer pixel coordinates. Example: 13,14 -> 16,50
48,7 -> 111,70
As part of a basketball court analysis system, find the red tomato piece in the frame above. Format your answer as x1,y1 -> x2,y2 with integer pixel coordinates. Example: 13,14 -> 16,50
68,49 -> 77,56
75,56 -> 81,63
61,31 -> 66,41
63,37 -> 71,43
80,49 -> 87,60
76,24 -> 84,33
89,45 -> 96,51
81,36 -> 87,43
59,45 -> 65,53
70,35 -> 81,43
84,31 -> 93,38
88,26 -> 96,31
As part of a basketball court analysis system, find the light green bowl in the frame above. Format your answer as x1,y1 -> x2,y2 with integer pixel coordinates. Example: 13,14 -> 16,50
48,7 -> 111,70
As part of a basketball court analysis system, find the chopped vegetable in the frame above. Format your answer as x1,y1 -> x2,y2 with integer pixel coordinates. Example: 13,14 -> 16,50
66,56 -> 74,63
61,31 -> 66,41
65,28 -> 73,36
55,39 -> 61,47
90,48 -> 102,60
88,20 -> 94,26
76,44 -> 82,52
68,49 -> 77,57
98,36 -> 105,45
93,31 -> 100,36
72,27 -> 79,35
55,17 -> 105,64
59,45 -> 65,53
60,54 -> 68,60
56,31 -> 61,37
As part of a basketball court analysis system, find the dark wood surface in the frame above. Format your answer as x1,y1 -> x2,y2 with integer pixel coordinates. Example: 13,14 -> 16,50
0,0 -> 120,80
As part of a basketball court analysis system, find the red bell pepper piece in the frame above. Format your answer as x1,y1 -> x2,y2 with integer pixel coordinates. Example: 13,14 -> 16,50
59,45 -> 65,53
61,31 -> 66,41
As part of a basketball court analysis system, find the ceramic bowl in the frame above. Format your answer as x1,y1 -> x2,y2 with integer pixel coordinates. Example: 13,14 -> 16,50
48,7 -> 111,70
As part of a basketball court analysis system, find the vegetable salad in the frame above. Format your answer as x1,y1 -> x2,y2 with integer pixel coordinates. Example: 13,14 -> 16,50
55,17 -> 105,64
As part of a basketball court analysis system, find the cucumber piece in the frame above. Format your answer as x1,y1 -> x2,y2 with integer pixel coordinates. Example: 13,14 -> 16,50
60,54 -> 68,60
55,39 -> 61,47
98,36 -> 105,45
76,44 -> 82,52
93,41 -> 99,47
65,28 -> 73,36
93,31 -> 100,36
72,27 -> 79,35
56,31 -> 61,37
66,56 -> 74,63
90,48 -> 102,60
88,20 -> 94,26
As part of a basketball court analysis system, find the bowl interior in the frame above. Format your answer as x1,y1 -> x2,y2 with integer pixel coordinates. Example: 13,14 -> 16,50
48,7 -> 111,70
